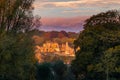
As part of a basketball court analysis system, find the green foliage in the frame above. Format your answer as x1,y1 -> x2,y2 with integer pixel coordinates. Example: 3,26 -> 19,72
84,10 -> 120,30
36,62 -> 54,80
0,0 -> 40,33
36,61 -> 75,80
52,60 -> 75,80
95,46 -> 120,80
0,0 -> 38,80
72,10 -> 120,80
52,60 -> 67,76
0,32 -> 35,80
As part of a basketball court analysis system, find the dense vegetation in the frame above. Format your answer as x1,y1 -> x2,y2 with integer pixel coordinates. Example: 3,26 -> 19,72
37,53 -> 75,64
1,0 -> 120,80
72,10 -> 120,80
0,32 -> 36,80
0,0 -> 75,80
0,0 -> 37,80
36,60 -> 75,80
30,30 -> 79,46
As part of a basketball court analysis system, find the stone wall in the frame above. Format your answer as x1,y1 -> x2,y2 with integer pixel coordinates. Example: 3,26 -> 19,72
36,42 -> 74,55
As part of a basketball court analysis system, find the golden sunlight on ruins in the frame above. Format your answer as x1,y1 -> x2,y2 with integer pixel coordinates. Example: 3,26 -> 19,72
35,42 -> 75,63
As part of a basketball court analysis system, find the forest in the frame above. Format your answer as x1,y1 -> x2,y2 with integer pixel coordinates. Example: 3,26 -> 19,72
0,0 -> 120,80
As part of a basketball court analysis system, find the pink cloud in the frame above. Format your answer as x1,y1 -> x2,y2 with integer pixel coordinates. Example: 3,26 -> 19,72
41,16 -> 88,26
40,16 -> 89,32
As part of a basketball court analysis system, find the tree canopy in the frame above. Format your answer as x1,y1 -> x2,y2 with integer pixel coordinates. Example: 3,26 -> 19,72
0,0 -> 40,33
72,10 -> 120,80
0,0 -> 37,80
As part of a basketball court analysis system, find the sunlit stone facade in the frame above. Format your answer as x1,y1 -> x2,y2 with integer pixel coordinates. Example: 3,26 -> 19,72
35,42 -> 75,63
36,42 -> 74,55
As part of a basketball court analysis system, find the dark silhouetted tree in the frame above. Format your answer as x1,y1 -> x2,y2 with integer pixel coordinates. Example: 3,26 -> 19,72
72,10 -> 120,80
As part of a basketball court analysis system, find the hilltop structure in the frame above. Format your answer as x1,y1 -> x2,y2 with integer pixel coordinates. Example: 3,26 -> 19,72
36,42 -> 74,55
35,42 -> 75,63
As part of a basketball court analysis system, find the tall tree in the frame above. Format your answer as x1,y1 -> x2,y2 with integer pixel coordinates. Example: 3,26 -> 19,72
71,10 -> 120,80
0,0 -> 38,80
0,0 -> 40,33
0,33 -> 36,80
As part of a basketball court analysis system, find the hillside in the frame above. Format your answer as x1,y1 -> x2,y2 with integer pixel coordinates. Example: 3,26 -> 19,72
29,30 -> 79,46
29,30 -> 79,39
30,30 -> 78,63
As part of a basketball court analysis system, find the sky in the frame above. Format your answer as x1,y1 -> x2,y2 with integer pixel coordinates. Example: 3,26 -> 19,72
33,0 -> 120,32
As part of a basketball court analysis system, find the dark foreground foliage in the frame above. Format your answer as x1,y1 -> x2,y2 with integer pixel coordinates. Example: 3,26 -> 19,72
36,60 -> 75,80
71,10 -> 120,80
0,32 -> 36,80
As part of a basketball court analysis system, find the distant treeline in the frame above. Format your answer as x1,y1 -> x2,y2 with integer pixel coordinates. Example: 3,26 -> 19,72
29,30 -> 79,39
29,30 -> 79,46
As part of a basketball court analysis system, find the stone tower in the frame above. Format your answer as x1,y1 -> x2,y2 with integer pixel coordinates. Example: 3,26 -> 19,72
65,42 -> 69,54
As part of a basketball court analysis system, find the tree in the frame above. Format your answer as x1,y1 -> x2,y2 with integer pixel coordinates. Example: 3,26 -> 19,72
0,33 -> 36,80
52,60 -> 75,80
36,62 -> 54,80
95,46 -> 120,80
102,48 -> 118,80
71,10 -> 120,80
84,10 -> 120,29
0,0 -> 40,33
35,60 -> 75,80
52,60 -> 67,80
0,0 -> 38,80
